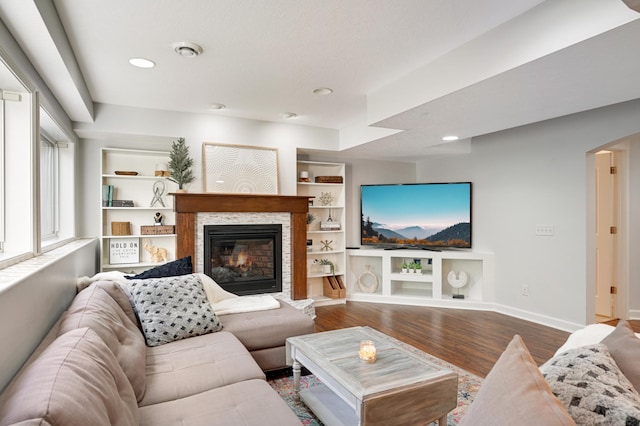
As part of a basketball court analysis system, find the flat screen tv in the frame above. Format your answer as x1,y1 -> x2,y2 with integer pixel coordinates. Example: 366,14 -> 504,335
360,182 -> 472,249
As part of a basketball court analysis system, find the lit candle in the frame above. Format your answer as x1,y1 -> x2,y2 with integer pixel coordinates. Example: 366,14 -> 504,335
359,340 -> 376,363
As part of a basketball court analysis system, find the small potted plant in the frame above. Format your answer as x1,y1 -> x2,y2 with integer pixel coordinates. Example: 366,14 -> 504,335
168,137 -> 194,192
306,213 -> 316,230
319,258 -> 334,275
401,261 -> 408,273
415,262 -> 422,275
409,262 -> 417,273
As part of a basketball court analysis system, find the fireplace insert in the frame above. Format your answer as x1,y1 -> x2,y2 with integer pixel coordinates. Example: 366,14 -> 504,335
203,224 -> 282,296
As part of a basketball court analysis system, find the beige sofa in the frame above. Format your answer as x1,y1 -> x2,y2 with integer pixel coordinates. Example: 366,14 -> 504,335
460,320 -> 640,425
0,279 -> 312,425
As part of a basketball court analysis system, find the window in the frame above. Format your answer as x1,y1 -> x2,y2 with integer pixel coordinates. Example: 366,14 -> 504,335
40,133 -> 58,240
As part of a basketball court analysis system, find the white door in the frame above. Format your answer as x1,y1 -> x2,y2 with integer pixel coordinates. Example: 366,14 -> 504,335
595,151 -> 616,319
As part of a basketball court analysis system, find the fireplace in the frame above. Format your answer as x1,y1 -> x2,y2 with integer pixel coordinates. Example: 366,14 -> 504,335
203,224 -> 282,296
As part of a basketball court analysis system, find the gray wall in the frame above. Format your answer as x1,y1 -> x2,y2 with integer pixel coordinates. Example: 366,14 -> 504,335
0,239 -> 98,392
415,99 -> 640,327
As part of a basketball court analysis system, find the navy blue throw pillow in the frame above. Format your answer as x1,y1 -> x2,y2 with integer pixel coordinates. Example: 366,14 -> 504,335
125,256 -> 193,280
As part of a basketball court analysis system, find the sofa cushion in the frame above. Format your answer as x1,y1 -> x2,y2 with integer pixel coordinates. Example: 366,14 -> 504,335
0,327 -> 138,426
126,255 -> 193,280
129,274 -> 223,347
460,335 -> 575,426
92,279 -> 141,327
140,331 -> 265,406
540,343 -> 640,425
601,319 -> 640,393
138,379 -> 301,426
220,300 -> 314,352
58,284 -> 147,402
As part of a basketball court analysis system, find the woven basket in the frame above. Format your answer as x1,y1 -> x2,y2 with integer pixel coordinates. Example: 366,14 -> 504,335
111,222 -> 131,236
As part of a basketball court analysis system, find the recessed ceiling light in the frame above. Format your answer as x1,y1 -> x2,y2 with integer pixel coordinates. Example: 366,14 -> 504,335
281,112 -> 297,119
313,87 -> 333,95
129,58 -> 155,68
442,135 -> 459,141
209,103 -> 226,110
172,41 -> 203,57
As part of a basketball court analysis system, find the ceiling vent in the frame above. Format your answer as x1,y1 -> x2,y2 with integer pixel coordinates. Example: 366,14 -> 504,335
172,41 -> 203,57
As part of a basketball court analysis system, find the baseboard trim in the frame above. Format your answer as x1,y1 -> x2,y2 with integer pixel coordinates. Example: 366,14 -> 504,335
491,304 -> 585,333
628,310 -> 640,320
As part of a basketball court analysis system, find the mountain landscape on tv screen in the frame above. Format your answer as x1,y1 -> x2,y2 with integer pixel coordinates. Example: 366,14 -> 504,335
363,220 -> 470,248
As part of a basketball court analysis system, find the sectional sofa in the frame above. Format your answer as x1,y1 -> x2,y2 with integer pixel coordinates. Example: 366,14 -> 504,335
0,274 -> 313,425
461,320 -> 640,425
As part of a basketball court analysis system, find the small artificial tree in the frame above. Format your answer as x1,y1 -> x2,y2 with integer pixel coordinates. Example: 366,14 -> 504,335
167,137 -> 194,190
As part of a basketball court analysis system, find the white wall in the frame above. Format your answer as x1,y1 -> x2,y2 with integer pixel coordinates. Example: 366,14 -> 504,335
77,104 -> 339,237
415,99 -> 640,327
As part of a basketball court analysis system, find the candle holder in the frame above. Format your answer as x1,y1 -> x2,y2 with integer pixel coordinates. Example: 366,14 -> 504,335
359,340 -> 377,363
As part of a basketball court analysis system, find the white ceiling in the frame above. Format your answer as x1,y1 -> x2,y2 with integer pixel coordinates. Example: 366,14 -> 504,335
0,0 -> 638,161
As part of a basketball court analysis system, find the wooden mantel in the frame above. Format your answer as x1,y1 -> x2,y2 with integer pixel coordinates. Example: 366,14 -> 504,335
172,192 -> 309,300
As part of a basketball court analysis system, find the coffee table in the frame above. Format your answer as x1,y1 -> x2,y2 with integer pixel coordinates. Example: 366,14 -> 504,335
286,326 -> 457,425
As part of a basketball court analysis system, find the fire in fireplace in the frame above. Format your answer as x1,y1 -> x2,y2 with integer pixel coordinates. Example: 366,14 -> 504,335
203,224 -> 282,296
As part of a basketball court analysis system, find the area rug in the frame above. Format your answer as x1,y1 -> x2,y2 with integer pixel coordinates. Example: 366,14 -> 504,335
268,339 -> 483,425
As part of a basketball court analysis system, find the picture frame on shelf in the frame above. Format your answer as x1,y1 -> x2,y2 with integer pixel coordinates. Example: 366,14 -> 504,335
202,142 -> 278,194
109,237 -> 140,264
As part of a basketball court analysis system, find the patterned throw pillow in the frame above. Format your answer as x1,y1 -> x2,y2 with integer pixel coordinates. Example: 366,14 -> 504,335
540,343 -> 640,425
125,256 -> 193,280
129,274 -> 222,347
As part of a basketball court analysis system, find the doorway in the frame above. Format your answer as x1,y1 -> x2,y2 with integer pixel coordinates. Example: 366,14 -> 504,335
594,151 -> 617,322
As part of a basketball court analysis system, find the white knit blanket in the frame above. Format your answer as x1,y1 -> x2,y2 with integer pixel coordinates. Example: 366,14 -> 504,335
76,272 -> 280,315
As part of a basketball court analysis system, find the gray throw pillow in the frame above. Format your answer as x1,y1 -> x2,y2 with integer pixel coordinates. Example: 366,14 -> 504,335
129,274 -> 222,347
540,343 -> 640,425
601,319 -> 640,393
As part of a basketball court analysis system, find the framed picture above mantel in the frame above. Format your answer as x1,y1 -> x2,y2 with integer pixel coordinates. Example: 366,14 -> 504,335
202,142 -> 278,194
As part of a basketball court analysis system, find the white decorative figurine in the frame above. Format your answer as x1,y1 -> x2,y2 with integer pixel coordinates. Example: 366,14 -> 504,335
447,270 -> 468,299
144,239 -> 168,263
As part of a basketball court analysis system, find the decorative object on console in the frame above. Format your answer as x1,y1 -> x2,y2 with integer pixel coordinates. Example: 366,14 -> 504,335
111,221 -> 131,236
167,137 -> 195,191
143,239 -> 168,263
150,180 -> 166,207
320,240 -> 333,251
448,270 -> 468,299
359,340 -> 377,363
315,176 -> 343,184
114,171 -> 138,176
318,192 -> 334,206
306,212 -> 315,230
154,163 -> 170,177
109,237 -> 139,264
203,142 -> 278,194
319,259 -> 334,275
358,265 -> 379,293
154,212 -> 164,225
322,275 -> 346,298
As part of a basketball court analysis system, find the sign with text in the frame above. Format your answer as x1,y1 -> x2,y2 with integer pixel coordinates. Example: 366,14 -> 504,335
109,238 -> 139,264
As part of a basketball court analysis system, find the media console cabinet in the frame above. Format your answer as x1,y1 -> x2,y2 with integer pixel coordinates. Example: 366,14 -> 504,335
346,248 -> 494,308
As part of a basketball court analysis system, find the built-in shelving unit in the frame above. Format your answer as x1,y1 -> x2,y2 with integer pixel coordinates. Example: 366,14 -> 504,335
347,248 -> 494,308
100,148 -> 177,272
296,160 -> 346,306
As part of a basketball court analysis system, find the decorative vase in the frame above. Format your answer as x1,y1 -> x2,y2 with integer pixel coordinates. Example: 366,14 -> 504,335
176,188 -> 187,193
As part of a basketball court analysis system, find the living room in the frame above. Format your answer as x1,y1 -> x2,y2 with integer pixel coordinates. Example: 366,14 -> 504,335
1,1 -> 640,424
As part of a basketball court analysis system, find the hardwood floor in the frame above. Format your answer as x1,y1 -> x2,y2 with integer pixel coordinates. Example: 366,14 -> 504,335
314,301 -> 572,378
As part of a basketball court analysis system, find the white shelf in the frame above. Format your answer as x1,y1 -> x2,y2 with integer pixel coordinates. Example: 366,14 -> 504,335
298,159 -> 346,304
102,207 -> 174,210
103,261 -> 168,269
101,147 -> 177,271
104,234 -> 176,239
102,174 -> 172,180
347,248 -> 494,305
